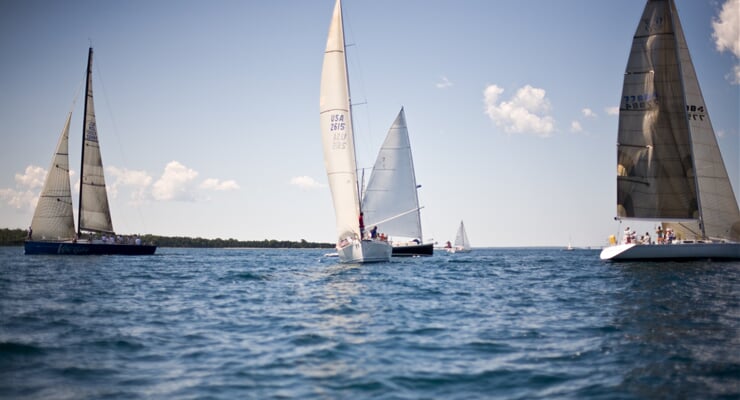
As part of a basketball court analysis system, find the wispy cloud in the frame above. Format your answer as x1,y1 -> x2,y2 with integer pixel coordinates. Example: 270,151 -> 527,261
570,121 -> 583,133
712,0 -> 740,84
605,106 -> 619,116
483,84 -> 555,137
200,178 -> 239,191
435,76 -> 453,89
290,176 -> 326,190
581,108 -> 597,118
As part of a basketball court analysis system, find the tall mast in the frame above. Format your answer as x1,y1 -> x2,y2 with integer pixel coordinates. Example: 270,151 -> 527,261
338,0 -> 362,213
77,47 -> 93,237
668,0 -> 705,238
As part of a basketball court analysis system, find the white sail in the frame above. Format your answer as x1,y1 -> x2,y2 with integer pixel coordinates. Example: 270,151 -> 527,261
615,0 -> 740,242
319,0 -> 361,243
454,221 -> 471,251
362,107 -> 423,240
30,112 -> 76,240
79,47 -> 114,234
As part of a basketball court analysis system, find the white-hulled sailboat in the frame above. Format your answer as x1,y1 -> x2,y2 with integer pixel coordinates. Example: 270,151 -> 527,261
446,221 -> 471,254
319,0 -> 391,263
600,0 -> 740,261
24,48 -> 156,255
362,107 -> 433,257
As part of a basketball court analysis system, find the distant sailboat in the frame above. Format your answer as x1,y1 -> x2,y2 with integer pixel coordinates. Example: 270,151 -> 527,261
600,0 -> 740,261
446,221 -> 471,253
319,0 -> 391,263
362,107 -> 433,257
25,48 -> 156,255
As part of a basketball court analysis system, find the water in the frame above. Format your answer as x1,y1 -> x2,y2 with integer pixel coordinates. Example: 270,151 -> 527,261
1,247 -> 738,399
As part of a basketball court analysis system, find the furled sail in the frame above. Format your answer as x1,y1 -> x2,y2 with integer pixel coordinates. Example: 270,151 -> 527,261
79,48 -> 114,234
616,0 -> 739,241
30,112 -> 76,240
362,108 -> 423,240
319,0 -> 361,242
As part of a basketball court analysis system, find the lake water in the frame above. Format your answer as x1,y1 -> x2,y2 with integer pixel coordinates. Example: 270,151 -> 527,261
1,247 -> 738,399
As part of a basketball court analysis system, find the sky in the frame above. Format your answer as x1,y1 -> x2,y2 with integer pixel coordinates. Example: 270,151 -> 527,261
1,0 -> 738,248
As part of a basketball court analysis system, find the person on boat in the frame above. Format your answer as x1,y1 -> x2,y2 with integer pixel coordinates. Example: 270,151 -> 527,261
644,232 -> 651,245
359,212 -> 365,238
445,240 -> 452,249
27,226 -> 32,240
370,226 -> 378,239
624,227 -> 631,244
656,225 -> 664,244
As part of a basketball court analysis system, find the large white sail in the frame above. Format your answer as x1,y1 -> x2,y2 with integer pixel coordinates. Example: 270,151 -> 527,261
30,112 -> 76,240
319,0 -> 361,243
79,48 -> 114,234
362,107 -> 423,240
616,0 -> 739,241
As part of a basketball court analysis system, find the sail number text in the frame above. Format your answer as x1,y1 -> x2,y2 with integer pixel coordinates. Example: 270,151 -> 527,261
330,114 -> 347,149
686,104 -> 705,121
623,92 -> 658,110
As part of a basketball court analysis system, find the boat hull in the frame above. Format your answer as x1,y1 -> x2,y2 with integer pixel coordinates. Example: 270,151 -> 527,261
338,239 -> 391,263
25,240 -> 157,255
392,243 -> 433,257
600,242 -> 740,261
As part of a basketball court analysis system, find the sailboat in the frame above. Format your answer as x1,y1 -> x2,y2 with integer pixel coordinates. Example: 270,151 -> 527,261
446,221 -> 471,253
600,0 -> 740,261
319,0 -> 391,263
362,107 -> 433,257
24,48 -> 156,256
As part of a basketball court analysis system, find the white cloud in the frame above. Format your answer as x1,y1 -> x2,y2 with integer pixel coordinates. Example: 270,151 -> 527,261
483,84 -> 555,137
712,0 -> 740,84
107,166 -> 153,202
581,108 -> 597,118
290,176 -> 326,190
570,121 -> 583,133
605,106 -> 619,116
15,165 -> 46,189
200,178 -> 239,191
152,161 -> 199,201
435,76 -> 453,89
0,165 -> 47,210
0,188 -> 37,211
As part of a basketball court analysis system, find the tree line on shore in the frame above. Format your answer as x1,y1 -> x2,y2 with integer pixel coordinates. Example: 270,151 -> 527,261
0,228 -> 333,249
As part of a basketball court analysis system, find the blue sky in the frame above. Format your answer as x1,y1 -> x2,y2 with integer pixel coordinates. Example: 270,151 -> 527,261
1,0 -> 738,247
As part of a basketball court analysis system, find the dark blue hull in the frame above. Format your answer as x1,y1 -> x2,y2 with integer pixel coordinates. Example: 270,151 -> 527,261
25,241 -> 156,255
391,243 -> 434,257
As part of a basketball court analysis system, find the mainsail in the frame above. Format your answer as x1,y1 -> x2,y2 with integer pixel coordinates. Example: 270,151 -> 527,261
362,107 -> 423,240
319,0 -> 361,243
616,0 -> 740,241
30,112 -> 76,240
78,47 -> 114,234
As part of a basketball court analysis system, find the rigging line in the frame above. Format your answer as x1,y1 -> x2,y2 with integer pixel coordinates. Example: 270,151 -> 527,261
94,56 -> 150,235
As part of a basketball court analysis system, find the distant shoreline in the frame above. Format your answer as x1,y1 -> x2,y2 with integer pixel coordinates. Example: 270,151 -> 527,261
0,228 -> 333,249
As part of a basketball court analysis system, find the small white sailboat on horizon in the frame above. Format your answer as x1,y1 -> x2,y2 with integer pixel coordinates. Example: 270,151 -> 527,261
362,107 -> 433,257
445,220 -> 472,254
600,0 -> 740,261
319,0 -> 391,263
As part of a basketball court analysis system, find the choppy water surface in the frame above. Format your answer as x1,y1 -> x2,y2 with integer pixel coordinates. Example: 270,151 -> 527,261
1,247 -> 738,399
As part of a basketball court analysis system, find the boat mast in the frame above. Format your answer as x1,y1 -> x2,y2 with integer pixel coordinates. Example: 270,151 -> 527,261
338,0 -> 363,215
77,47 -> 93,238
668,0 -> 705,238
